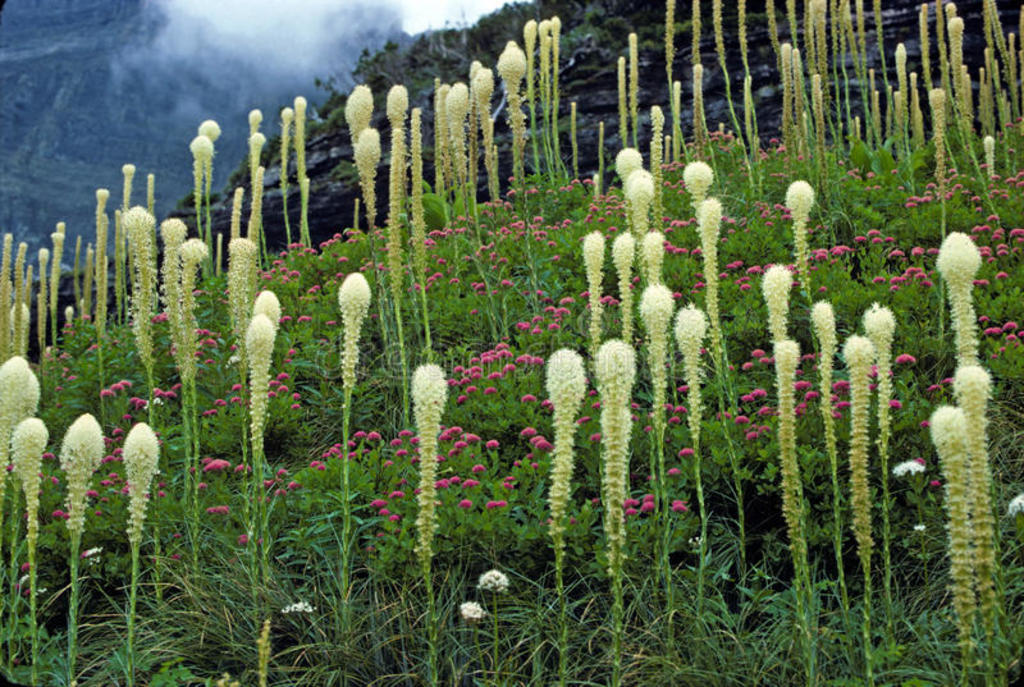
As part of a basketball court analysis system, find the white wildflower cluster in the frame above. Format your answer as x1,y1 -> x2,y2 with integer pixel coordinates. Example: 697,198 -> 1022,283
1007,493 -> 1024,517
459,601 -> 488,623
478,569 -> 510,593
281,600 -> 315,614
892,460 -> 926,478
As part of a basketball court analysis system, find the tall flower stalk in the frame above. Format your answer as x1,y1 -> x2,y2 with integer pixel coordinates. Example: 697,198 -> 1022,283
583,232 -> 605,359
59,413 -> 104,686
0,356 -> 39,664
12,417 -> 46,686
639,285 -> 673,614
774,339 -> 815,683
611,234 -> 635,343
594,340 -> 635,686
124,207 -> 158,410
246,312 -> 276,587
811,302 -> 848,614
123,422 -> 159,687
844,335 -> 876,686
412,364 -> 448,687
930,406 -> 974,680
953,366 -> 998,658
675,305 -> 708,616
337,273 -> 370,623
177,238 -> 207,573
386,85 -> 411,423
545,350 -> 586,687
409,108 -> 433,358
863,303 -> 896,640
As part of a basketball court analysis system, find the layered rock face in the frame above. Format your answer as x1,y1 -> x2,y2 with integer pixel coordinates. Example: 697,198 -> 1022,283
190,0 -> 1017,253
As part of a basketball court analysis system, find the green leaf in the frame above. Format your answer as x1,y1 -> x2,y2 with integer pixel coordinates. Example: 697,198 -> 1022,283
422,193 -> 447,231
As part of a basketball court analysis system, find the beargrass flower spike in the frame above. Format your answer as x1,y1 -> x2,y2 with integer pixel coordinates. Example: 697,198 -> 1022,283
60,412 -> 104,685
583,231 -> 606,358
124,207 -> 158,406
641,230 -> 665,286
785,180 -> 815,287
773,339 -> 814,671
844,334 -> 876,683
546,349 -> 587,541
337,272 -> 371,615
354,127 -> 381,232
594,339 -> 635,687
246,313 -> 276,585
615,148 -> 643,183
762,264 -> 792,344
953,365 -> 998,645
697,198 -> 724,364
611,233 -> 635,342
640,284 -> 675,619
863,302 -> 896,637
123,421 -> 159,685
497,41 -> 527,183
625,169 -> 654,242
811,300 -> 847,611
411,363 -> 447,686
0,356 -> 40,557
930,405 -> 975,675
12,417 -> 47,685
345,85 -> 373,148
937,232 -> 981,366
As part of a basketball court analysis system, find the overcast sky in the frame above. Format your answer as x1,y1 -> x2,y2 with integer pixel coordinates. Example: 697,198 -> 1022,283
146,0 -> 510,80
397,0 -> 509,33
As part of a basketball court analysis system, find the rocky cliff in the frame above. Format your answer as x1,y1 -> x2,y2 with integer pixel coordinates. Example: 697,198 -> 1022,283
190,0 -> 1019,253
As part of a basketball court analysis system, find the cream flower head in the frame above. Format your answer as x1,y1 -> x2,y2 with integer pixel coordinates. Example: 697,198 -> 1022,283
937,232 -> 981,285
386,85 -> 409,123
683,161 -> 714,200
478,569 -> 510,593
615,148 -> 643,181
198,120 -> 222,142
497,41 -> 527,85
785,180 -> 815,222
252,290 -> 281,331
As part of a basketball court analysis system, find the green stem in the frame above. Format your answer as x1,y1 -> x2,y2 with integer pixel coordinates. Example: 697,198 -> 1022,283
126,541 -> 140,687
340,387 -> 353,628
68,530 -> 82,686
611,565 -> 624,687
6,489 -> 21,673
554,543 -> 567,687
491,592 -> 500,684
28,538 -> 37,687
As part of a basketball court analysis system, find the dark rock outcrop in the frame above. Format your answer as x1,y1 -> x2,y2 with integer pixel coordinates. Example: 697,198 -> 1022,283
191,0 -> 1020,254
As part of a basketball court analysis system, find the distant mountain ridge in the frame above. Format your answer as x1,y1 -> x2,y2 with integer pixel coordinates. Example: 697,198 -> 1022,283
0,0 -> 403,257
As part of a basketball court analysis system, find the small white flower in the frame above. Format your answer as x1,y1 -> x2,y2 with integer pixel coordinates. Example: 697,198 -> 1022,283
228,354 -> 241,366
892,460 -> 926,478
82,546 -> 103,558
459,601 -> 487,623
152,396 -> 165,406
913,524 -> 926,532
281,600 -> 315,614
1007,493 -> 1024,517
478,569 -> 509,593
